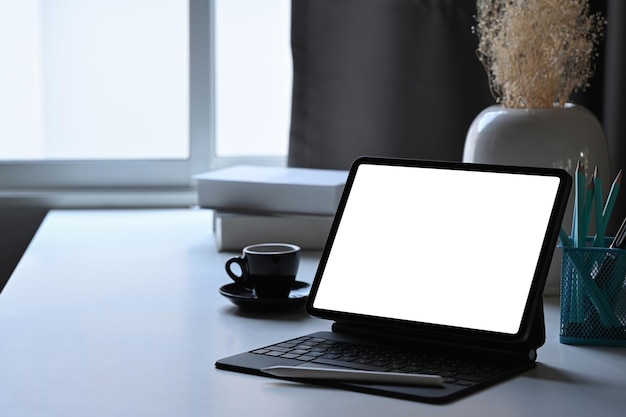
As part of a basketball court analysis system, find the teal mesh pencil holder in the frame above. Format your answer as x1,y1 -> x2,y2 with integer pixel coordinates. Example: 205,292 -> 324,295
560,244 -> 626,346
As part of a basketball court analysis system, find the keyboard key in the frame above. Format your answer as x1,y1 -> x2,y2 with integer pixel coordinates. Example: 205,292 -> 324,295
280,353 -> 302,359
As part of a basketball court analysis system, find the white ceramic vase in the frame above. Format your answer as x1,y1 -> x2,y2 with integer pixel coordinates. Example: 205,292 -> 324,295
463,104 -> 611,295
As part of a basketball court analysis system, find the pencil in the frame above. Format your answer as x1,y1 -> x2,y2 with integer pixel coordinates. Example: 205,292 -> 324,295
592,167 -> 604,247
575,161 -> 586,247
602,169 -> 622,232
559,227 -> 573,247
582,171 -> 595,243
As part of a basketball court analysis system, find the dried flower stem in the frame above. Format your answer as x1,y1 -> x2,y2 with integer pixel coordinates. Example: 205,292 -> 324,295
475,0 -> 605,109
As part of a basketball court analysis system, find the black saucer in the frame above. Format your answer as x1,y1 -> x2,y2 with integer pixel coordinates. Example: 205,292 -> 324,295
219,281 -> 310,312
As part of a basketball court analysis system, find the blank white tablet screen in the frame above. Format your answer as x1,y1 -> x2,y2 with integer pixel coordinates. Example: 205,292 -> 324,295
312,164 -> 561,334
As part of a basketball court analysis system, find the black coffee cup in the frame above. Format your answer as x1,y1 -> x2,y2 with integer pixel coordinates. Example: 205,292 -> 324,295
225,243 -> 300,299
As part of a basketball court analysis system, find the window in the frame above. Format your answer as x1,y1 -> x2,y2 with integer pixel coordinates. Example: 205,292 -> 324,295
214,0 -> 292,159
0,0 -> 291,207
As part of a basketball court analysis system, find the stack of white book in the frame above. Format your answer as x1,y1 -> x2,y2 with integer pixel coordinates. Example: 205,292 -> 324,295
193,165 -> 348,251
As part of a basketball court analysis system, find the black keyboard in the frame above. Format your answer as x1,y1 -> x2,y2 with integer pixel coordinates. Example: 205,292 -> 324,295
251,335 -> 508,386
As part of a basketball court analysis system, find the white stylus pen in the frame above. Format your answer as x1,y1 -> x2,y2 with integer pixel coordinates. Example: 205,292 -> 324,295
260,366 -> 444,387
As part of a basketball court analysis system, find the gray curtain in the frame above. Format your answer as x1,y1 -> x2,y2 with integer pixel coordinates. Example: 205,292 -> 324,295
288,0 -> 493,169
288,0 -> 625,234
602,0 -> 626,234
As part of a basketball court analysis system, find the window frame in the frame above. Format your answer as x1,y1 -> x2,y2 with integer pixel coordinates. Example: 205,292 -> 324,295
0,0 -> 286,208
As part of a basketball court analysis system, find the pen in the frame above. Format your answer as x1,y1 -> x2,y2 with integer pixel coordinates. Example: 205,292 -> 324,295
261,366 -> 444,387
612,217 -> 626,250
594,215 -> 626,306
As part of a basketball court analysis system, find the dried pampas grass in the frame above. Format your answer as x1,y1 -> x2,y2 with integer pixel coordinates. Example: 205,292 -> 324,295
475,0 -> 605,109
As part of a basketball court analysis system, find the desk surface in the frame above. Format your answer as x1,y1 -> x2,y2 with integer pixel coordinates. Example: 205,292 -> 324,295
1,209 -> 625,416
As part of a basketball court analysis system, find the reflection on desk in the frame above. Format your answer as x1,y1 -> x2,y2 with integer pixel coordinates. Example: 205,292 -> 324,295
1,209 -> 625,417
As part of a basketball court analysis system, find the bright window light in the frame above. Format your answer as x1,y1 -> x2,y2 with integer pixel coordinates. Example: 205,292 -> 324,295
0,0 -> 189,161
0,0 -> 290,205
214,0 -> 292,158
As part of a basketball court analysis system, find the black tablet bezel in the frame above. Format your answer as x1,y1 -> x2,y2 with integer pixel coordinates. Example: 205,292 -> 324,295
305,156 -> 572,348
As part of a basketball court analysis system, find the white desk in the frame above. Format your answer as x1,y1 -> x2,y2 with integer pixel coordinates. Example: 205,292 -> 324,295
1,209 -> 625,416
